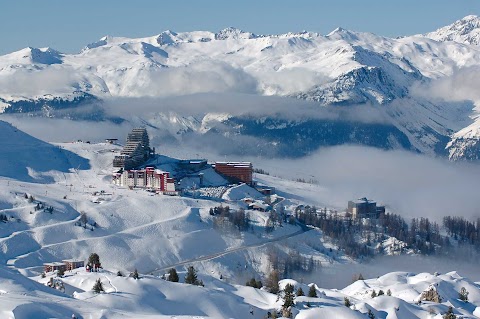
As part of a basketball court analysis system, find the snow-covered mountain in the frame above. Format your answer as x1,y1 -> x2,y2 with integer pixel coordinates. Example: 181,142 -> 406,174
424,15 -> 480,45
2,17 -> 480,159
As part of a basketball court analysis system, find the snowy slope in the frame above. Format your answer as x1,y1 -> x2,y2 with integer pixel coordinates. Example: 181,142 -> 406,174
0,119 -> 480,318
0,127 -> 327,282
4,265 -> 480,319
0,120 -> 89,182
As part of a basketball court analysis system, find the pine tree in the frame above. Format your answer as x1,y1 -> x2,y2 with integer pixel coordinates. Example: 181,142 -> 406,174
132,269 -> 139,279
296,287 -> 304,296
368,309 -> 375,319
443,306 -> 456,319
116,271 -> 123,277
344,297 -> 351,307
387,289 -> 392,296
184,266 -> 199,285
265,270 -> 280,294
371,290 -> 377,298
57,268 -> 65,277
459,287 -> 469,302
282,284 -> 295,317
80,212 -> 88,227
92,278 -> 104,293
308,285 -> 317,298
246,278 -> 262,289
88,253 -> 100,267
168,268 -> 179,282
378,290 -> 384,296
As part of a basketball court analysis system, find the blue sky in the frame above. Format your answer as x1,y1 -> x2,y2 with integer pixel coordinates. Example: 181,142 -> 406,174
0,0 -> 479,54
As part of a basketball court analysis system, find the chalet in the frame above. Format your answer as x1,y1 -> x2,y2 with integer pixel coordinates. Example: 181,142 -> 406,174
44,262 -> 67,273
256,186 -> 275,196
347,197 -> 385,219
113,167 -> 176,193
62,259 -> 84,271
243,197 -> 255,204
214,162 -> 253,185
248,201 -> 269,212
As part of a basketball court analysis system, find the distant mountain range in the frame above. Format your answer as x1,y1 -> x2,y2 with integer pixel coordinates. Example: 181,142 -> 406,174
2,16 -> 480,159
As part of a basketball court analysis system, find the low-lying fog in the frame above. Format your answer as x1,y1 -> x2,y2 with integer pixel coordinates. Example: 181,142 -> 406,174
4,113 -> 480,222
3,114 -> 480,290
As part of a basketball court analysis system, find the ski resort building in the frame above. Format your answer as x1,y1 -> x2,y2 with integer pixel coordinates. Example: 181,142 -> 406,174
214,162 -> 253,185
62,259 -> 84,271
43,262 -> 67,273
112,167 -> 176,193
44,259 -> 84,273
347,197 -> 385,219
113,128 -> 154,170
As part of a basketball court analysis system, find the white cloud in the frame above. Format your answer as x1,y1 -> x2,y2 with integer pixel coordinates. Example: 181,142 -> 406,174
411,66 -> 480,107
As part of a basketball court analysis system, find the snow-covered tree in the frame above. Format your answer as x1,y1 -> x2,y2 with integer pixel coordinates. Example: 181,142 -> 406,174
283,283 -> 295,307
246,278 -> 262,289
443,306 -> 456,319
296,287 -> 304,296
420,286 -> 442,303
79,212 -> 88,227
265,270 -> 280,294
459,287 -> 469,302
168,268 -> 179,282
132,269 -> 139,280
92,278 -> 104,293
308,285 -> 317,298
344,297 -> 351,307
185,266 -> 201,285
88,253 -> 100,267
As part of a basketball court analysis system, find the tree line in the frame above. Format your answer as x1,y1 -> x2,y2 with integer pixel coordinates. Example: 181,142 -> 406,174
295,205 -> 480,259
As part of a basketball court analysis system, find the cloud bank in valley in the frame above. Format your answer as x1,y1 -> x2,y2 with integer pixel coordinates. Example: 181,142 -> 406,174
411,66 -> 480,107
8,115 -> 477,223
242,146 -> 480,222
100,93 -> 391,124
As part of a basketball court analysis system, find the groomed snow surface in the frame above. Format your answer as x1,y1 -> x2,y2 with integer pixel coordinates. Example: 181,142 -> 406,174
0,126 -> 479,318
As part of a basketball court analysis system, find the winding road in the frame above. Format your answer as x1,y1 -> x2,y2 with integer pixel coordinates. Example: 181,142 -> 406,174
148,222 -> 312,275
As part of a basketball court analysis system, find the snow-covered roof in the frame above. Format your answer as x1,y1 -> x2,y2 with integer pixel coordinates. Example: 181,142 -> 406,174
43,262 -> 66,266
62,259 -> 84,263
352,197 -> 376,204
215,161 -> 252,167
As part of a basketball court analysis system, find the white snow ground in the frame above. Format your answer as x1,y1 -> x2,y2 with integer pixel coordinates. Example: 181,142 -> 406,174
1,119 -> 480,318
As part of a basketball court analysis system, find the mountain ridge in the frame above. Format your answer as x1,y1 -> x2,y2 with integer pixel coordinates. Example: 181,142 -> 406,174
1,16 -> 480,160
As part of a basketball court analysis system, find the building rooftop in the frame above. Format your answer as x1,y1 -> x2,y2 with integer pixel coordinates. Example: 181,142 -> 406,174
215,161 -> 252,167
351,197 -> 376,204
44,262 -> 66,266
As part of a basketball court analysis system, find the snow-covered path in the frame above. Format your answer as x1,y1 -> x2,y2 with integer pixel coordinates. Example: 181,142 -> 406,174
149,223 -> 312,274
